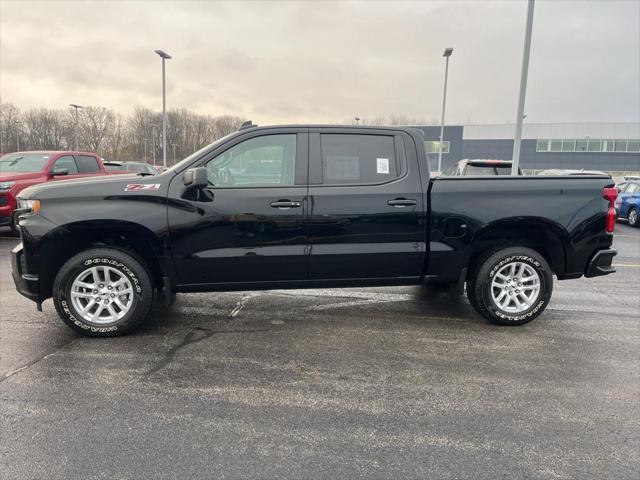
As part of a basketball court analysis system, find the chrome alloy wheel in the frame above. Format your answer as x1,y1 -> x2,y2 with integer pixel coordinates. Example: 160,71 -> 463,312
629,209 -> 638,226
490,261 -> 541,313
70,265 -> 134,324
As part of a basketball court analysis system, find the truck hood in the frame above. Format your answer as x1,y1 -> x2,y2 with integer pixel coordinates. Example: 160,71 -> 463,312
0,171 -> 46,182
19,172 -> 144,200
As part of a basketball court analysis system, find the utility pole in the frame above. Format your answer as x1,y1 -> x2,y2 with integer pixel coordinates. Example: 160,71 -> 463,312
69,104 -> 83,151
143,138 -> 147,163
511,0 -> 535,175
438,48 -> 454,173
154,49 -> 172,169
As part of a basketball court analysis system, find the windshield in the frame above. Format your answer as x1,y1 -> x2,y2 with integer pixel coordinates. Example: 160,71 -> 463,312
166,132 -> 239,173
465,165 -> 512,176
0,153 -> 50,173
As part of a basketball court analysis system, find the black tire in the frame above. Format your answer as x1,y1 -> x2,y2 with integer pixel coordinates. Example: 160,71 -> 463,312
466,247 -> 553,326
8,217 -> 20,236
53,248 -> 154,337
628,208 -> 639,228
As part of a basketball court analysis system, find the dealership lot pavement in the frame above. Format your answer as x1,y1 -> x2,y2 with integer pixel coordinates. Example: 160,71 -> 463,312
1,225 -> 638,479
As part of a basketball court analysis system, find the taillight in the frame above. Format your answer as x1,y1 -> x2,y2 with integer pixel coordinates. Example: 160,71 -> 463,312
603,187 -> 617,233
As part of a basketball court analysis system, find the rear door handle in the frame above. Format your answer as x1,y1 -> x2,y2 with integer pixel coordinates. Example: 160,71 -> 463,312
387,198 -> 417,207
270,200 -> 301,209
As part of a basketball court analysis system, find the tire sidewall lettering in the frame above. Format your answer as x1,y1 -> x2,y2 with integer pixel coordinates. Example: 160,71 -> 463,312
82,258 -> 142,293
59,256 -> 144,331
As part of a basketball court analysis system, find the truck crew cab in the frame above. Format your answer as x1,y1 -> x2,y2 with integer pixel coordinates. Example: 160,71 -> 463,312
12,124 -> 618,336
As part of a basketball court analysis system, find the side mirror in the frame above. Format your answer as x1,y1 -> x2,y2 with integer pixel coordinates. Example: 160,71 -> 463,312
50,168 -> 69,176
183,167 -> 209,188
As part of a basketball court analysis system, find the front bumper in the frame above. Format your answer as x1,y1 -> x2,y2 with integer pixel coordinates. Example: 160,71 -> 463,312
0,200 -> 16,227
585,248 -> 617,278
11,242 -> 40,303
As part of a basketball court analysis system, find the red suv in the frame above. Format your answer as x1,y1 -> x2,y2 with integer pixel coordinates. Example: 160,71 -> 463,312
0,151 -> 118,231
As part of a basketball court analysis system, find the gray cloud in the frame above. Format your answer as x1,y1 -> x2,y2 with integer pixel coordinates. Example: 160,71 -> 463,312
1,0 -> 638,124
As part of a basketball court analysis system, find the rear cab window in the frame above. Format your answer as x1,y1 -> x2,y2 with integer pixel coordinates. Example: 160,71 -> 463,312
76,155 -> 100,173
315,133 -> 404,185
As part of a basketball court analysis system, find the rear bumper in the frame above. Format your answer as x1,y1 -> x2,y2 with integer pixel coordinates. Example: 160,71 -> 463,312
11,242 -> 40,303
584,249 -> 617,278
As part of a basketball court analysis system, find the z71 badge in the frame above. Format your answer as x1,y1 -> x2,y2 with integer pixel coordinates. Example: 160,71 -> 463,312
124,184 -> 161,191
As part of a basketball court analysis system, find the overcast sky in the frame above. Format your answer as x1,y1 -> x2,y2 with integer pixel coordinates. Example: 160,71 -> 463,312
1,0 -> 639,125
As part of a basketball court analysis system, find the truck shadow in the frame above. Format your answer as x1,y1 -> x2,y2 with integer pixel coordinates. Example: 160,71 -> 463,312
140,284 -> 482,336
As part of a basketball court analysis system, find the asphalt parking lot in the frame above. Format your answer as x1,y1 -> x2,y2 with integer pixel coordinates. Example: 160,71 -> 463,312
1,225 -> 638,479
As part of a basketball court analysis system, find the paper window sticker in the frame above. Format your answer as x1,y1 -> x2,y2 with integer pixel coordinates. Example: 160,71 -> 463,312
377,158 -> 389,174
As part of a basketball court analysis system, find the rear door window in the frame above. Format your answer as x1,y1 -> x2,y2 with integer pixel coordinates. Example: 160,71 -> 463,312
626,184 -> 639,193
52,155 -> 78,174
320,134 -> 398,185
76,155 -> 100,173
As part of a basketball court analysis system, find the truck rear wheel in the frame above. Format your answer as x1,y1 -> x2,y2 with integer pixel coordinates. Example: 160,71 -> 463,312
53,248 -> 154,336
467,247 -> 553,325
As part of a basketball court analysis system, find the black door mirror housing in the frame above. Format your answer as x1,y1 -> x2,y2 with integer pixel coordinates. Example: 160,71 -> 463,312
50,168 -> 69,176
183,167 -> 209,188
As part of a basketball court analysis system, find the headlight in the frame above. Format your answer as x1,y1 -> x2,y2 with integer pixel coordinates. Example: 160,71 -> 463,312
17,199 -> 41,215
0,181 -> 16,191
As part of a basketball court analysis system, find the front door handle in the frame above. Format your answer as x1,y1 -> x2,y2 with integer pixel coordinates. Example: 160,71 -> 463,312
270,200 -> 301,209
387,198 -> 417,207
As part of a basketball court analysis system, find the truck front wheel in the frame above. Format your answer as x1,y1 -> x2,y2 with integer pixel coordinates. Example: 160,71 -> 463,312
53,248 -> 154,336
467,247 -> 553,325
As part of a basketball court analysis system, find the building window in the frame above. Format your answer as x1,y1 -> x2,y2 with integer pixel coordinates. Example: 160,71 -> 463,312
576,139 -> 588,152
627,139 -> 640,152
603,139 -> 615,152
535,138 -> 639,153
549,140 -> 562,152
561,139 -> 575,152
587,139 -> 602,152
536,139 -> 550,152
614,139 -> 627,152
424,141 -> 450,154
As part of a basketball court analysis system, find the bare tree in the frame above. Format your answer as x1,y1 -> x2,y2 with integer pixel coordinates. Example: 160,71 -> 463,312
1,103 -> 245,161
0,103 -> 23,152
80,106 -> 116,155
23,108 -> 67,150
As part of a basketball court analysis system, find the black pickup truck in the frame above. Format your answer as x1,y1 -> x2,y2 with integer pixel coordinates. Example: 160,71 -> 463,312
12,124 -> 618,336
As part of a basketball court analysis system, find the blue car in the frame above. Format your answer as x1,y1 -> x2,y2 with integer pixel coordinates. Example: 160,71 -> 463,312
616,180 -> 640,227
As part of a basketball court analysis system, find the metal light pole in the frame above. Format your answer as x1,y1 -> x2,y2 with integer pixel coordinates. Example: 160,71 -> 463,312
438,48 -> 453,173
151,124 -> 159,166
154,49 -> 171,169
511,0 -> 535,175
69,104 -> 83,151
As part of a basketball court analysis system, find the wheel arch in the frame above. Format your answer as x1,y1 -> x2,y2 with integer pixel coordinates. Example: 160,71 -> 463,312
38,220 -> 169,299
466,217 -> 570,279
